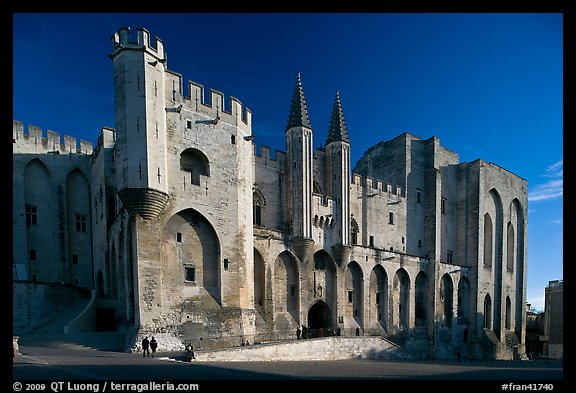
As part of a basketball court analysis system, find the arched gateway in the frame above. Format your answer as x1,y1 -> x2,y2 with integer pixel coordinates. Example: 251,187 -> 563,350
307,300 -> 332,338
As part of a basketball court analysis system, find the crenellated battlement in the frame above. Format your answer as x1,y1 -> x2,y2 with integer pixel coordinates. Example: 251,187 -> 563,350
12,120 -> 93,155
253,144 -> 286,169
111,27 -> 166,62
351,172 -> 405,198
179,80 -> 252,128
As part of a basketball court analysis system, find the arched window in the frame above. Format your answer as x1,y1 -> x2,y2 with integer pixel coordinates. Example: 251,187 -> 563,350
180,148 -> 210,185
505,296 -> 512,330
441,274 -> 453,327
253,189 -> 265,226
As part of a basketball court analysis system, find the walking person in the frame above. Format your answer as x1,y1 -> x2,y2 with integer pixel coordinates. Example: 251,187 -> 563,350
150,337 -> 158,358
142,336 -> 150,357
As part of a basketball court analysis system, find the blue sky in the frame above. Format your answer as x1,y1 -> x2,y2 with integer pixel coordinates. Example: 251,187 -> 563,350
12,13 -> 563,311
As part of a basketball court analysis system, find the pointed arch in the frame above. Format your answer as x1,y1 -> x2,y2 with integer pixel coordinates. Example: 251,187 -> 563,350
161,209 -> 221,303
313,250 -> 337,327
24,158 -> 53,282
483,293 -> 492,329
313,180 -> 322,194
369,264 -> 388,331
392,268 -> 410,330
345,261 -> 364,329
308,300 -> 332,337
274,251 -> 300,324
511,198 -> 526,341
489,188 -> 504,337
483,213 -> 493,267
66,168 -> 92,289
440,273 -> 453,327
350,217 -> 359,245
507,222 -> 515,272
457,276 -> 470,324
505,296 -> 512,330
254,248 -> 266,315
253,188 -> 266,226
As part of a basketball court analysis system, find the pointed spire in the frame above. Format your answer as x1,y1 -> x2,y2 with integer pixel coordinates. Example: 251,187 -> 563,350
326,90 -> 350,144
286,72 -> 312,130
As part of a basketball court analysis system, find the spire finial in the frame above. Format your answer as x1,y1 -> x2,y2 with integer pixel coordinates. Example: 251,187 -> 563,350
286,73 -> 312,130
326,90 -> 349,144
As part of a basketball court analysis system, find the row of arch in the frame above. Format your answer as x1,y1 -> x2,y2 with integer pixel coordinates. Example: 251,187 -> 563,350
253,248 -> 477,333
483,189 -> 525,339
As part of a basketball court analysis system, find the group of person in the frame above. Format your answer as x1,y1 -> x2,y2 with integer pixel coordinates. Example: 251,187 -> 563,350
141,336 -> 158,357
296,325 -> 342,339
141,336 -> 196,362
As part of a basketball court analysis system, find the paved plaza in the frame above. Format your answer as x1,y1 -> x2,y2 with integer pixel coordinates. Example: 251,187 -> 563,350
12,345 -> 564,385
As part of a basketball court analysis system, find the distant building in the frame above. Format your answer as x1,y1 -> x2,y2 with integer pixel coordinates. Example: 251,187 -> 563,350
542,280 -> 563,360
13,26 -> 529,360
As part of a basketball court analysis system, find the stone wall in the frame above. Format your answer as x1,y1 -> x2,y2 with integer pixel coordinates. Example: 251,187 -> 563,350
196,336 -> 418,361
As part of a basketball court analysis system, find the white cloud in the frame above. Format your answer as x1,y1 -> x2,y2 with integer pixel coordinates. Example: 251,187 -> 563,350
528,160 -> 563,202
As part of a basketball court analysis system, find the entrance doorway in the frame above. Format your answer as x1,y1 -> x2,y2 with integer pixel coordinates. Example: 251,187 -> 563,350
308,301 -> 332,338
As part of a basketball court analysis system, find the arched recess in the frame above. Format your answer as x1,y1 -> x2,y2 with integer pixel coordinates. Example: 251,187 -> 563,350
392,268 -> 410,330
345,261 -> 364,329
506,222 -> 515,272
24,159 -> 53,282
254,248 -> 266,316
440,273 -> 453,327
369,264 -> 388,331
415,271 -> 429,327
313,250 -> 337,326
66,169 -> 92,289
180,148 -> 210,186
457,276 -> 470,324
483,293 -> 492,329
161,209 -> 221,303
274,251 -> 300,325
511,198 -> 526,341
489,189 -> 504,338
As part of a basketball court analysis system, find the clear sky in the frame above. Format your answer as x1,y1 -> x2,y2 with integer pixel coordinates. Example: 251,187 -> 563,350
12,12 -> 563,311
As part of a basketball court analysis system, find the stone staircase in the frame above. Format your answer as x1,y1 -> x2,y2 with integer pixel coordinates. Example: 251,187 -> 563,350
16,295 -> 128,352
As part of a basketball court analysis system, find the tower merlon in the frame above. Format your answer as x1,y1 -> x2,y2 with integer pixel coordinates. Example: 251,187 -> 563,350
350,172 -> 406,198
111,27 -> 166,62
185,81 -> 252,126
